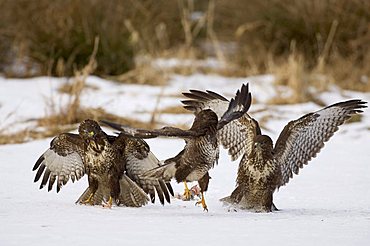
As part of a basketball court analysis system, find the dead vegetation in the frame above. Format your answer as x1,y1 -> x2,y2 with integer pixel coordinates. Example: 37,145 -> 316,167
0,37 -> 159,145
214,0 -> 370,95
157,106 -> 191,115
0,107 -> 158,145
0,0 -> 368,144
111,63 -> 169,86
1,0 -> 368,94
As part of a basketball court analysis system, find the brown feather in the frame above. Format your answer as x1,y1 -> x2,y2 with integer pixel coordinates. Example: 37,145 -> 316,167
222,99 -> 367,212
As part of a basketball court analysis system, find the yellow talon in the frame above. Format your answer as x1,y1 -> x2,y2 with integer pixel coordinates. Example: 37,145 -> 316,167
103,196 -> 113,208
183,181 -> 192,200
195,192 -> 208,212
81,193 -> 94,205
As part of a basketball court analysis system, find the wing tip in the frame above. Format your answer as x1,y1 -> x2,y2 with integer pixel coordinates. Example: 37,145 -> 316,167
166,182 -> 174,197
33,163 -> 46,182
100,120 -> 123,131
327,99 -> 367,111
182,89 -> 228,103
33,155 -> 45,171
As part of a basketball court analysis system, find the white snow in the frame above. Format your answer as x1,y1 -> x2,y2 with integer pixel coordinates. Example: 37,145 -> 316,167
0,74 -> 370,245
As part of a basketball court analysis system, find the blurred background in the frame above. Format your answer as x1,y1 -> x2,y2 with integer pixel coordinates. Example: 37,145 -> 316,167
0,0 -> 369,143
1,0 -> 369,89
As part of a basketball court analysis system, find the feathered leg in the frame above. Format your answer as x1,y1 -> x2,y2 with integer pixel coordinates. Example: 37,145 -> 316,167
80,175 -> 98,205
104,174 -> 121,208
195,172 -> 210,211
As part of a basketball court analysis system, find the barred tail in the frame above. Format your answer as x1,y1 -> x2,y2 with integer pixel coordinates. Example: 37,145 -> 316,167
75,186 -> 106,205
76,175 -> 149,207
119,174 -> 149,207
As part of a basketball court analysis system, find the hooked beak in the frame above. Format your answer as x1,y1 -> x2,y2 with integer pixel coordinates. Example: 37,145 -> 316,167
254,142 -> 262,151
87,135 -> 100,152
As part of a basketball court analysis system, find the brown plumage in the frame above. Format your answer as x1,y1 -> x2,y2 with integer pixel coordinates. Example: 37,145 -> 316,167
224,134 -> 281,212
121,137 -> 174,205
101,83 -> 252,211
181,89 -> 367,212
33,119 -> 173,207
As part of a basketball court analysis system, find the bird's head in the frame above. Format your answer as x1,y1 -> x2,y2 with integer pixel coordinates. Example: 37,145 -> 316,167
79,119 -> 105,151
191,109 -> 218,131
253,135 -> 273,152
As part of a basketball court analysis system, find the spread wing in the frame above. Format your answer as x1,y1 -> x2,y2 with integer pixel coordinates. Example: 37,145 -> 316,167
32,133 -> 86,192
102,84 -> 251,142
182,83 -> 256,160
274,99 -> 367,187
221,115 -> 261,161
217,83 -> 252,130
119,136 -> 174,205
101,121 -> 205,139
182,88 -> 230,116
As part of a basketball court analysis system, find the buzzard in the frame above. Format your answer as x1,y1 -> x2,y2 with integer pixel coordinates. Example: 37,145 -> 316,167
101,84 -> 252,211
181,90 -> 367,212
33,119 -> 173,207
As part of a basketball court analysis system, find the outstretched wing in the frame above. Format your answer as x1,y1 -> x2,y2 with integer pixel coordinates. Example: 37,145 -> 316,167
182,88 -> 230,116
122,136 -> 174,205
217,83 -> 252,130
182,83 -> 256,160
33,133 -> 86,192
101,121 -> 205,139
103,84 -> 251,142
221,115 -> 260,161
274,99 -> 367,187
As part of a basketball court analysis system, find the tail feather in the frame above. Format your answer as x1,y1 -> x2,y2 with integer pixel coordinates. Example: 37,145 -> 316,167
76,175 -> 149,207
119,174 -> 149,207
220,185 -> 243,205
76,186 -> 106,205
219,195 -> 235,204
135,177 -> 155,203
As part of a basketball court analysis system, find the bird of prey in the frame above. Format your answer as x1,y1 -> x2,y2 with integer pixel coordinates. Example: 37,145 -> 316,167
102,84 -> 252,211
33,119 -> 173,207
181,90 -> 367,212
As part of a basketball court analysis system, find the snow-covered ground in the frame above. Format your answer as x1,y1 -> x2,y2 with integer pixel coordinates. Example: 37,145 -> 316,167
0,74 -> 369,245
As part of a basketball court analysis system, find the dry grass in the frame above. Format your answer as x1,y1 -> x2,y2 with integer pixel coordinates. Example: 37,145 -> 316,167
213,0 -> 370,96
0,37 -> 156,145
37,37 -> 160,135
112,63 -> 169,86
0,128 -> 72,145
0,108 -> 157,145
215,0 -> 369,61
269,43 -> 310,104
2,0 -> 367,95
58,82 -> 99,95
50,37 -> 98,126
157,106 -> 191,114
38,107 -> 156,130
0,0 -> 185,76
